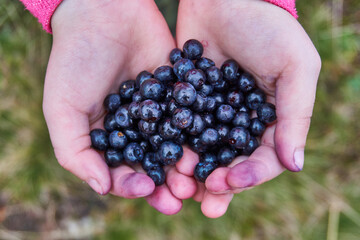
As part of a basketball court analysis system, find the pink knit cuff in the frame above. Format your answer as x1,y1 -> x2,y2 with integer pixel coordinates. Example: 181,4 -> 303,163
19,0 -> 63,33
264,0 -> 298,18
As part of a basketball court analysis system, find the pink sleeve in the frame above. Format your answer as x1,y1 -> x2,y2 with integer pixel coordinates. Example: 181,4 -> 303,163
19,0 -> 63,33
263,0 -> 298,18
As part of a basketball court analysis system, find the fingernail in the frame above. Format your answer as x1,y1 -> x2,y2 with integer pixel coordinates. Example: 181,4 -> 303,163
209,190 -> 231,195
294,149 -> 304,171
88,178 -> 104,195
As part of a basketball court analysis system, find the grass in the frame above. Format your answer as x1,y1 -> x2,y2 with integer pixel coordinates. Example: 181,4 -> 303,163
0,0 -> 360,239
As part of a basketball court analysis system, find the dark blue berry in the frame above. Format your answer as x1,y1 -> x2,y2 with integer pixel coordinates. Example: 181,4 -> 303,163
175,133 -> 187,145
173,58 -> 195,80
187,114 -> 205,136
246,88 -> 266,110
140,140 -> 150,152
257,103 -> 277,124
154,65 -> 176,84
115,104 -> 133,128
243,136 -> 259,155
109,130 -> 128,149
192,92 -> 207,112
232,112 -> 251,128
136,71 -> 153,88
164,85 -> 174,102
212,92 -> 225,106
104,113 -> 120,132
194,162 -> 217,182
169,48 -> 184,65
217,147 -> 235,165
228,127 -> 250,149
238,104 -> 250,114
167,99 -> 179,115
221,59 -> 240,84
206,66 -> 223,85
142,152 -> 161,172
239,72 -> 256,92
173,82 -> 197,106
159,102 -> 167,113
226,90 -> 244,108
200,153 -> 218,165
158,141 -> 183,166
90,129 -> 109,151
183,39 -> 203,60
249,118 -> 266,136
158,118 -> 181,140
185,69 -> 206,90
216,124 -> 230,143
123,129 -> 142,142
195,57 -> 215,72
200,128 -> 219,146
199,84 -> 214,96
147,167 -> 166,186
188,136 -> 208,153
119,80 -> 136,100
103,94 -> 121,113
216,104 -> 235,123
105,149 -> 124,167
132,91 -> 142,102
149,134 -> 164,151
139,100 -> 162,122
123,142 -> 144,165
213,79 -> 228,92
140,78 -> 165,101
128,101 -> 141,119
138,120 -> 157,135
202,113 -> 216,128
171,107 -> 194,129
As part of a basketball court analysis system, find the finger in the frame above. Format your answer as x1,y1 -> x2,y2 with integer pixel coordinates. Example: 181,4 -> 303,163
205,167 -> 232,194
145,185 -> 183,215
193,182 -> 206,202
175,146 -> 199,176
110,165 -> 155,198
166,168 -> 197,199
201,191 -> 234,218
44,108 -> 111,195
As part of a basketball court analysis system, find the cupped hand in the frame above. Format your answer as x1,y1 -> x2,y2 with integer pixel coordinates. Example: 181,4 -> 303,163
43,0 -> 197,215
176,0 -> 321,218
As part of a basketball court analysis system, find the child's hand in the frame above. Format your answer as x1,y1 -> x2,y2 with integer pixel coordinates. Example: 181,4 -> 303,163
176,0 -> 321,218
43,0 -> 197,215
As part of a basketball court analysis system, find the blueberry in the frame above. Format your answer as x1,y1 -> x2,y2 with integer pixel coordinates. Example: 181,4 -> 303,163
232,112 -> 251,128
187,114 -> 205,136
103,113 -> 120,132
194,162 -> 217,182
169,48 -> 184,65
90,129 -> 109,151
183,39 -> 203,60
140,78 -> 165,101
192,92 -> 207,112
226,90 -> 244,108
221,59 -> 240,84
202,113 -> 216,128
147,167 -> 166,186
216,104 -> 235,123
206,66 -> 223,85
205,96 -> 217,112
138,120 -> 157,135
199,84 -> 214,96
238,104 -> 250,114
249,118 -> 266,136
195,57 -> 215,72
188,136 -> 208,153
200,153 -> 218,165
200,128 -> 219,146
158,141 -> 183,165
228,127 -> 250,149
173,82 -> 197,106
140,140 -> 150,152
257,103 -> 277,124
128,101 -> 141,119
136,70 -> 153,88
216,124 -> 230,143
164,85 -> 174,102
139,100 -> 162,122
167,99 -> 179,115
239,72 -> 256,92
103,94 -> 121,113
175,133 -> 187,145
123,142 -> 144,165
212,92 -> 225,106
123,129 -> 142,142
115,104 -> 133,128
185,69 -> 206,90
149,134 -> 164,151
171,107 -> 194,129
104,149 -> 124,168
142,152 -> 162,172
158,118 -> 181,140
154,65 -> 176,84
243,136 -> 259,155
217,147 -> 235,165
159,102 -> 167,113
119,80 -> 136,100
132,91 -> 142,102
173,58 -> 195,81
109,130 -> 128,149
246,88 -> 266,110
213,79 -> 228,92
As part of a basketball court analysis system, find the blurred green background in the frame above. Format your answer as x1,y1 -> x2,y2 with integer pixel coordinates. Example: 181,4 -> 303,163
0,0 -> 359,239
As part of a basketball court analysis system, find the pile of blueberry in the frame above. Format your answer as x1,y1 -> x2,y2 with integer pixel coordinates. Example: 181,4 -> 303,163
90,39 -> 276,185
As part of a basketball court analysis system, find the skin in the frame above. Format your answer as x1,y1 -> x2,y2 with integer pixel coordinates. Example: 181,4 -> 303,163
176,0 -> 321,218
